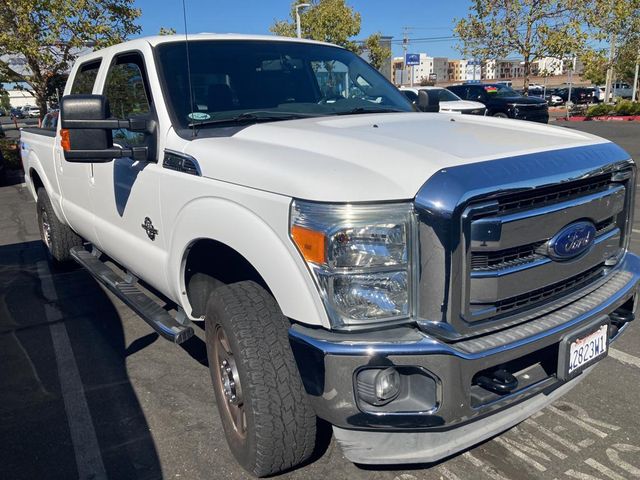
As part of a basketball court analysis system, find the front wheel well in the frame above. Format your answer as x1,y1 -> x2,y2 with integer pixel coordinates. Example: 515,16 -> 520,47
183,238 -> 270,318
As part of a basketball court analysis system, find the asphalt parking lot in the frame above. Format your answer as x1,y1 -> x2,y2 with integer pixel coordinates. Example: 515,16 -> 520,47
1,121 -> 640,480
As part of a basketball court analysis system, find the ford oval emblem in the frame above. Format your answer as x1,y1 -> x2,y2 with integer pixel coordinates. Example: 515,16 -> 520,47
548,221 -> 597,261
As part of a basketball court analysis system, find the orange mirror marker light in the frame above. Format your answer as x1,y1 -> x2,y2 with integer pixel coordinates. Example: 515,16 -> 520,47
291,225 -> 326,264
60,128 -> 71,151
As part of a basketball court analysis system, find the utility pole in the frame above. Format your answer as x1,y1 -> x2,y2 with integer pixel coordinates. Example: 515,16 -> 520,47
402,26 -> 410,86
295,3 -> 310,39
633,48 -> 639,102
604,33 -> 616,103
567,55 -> 576,120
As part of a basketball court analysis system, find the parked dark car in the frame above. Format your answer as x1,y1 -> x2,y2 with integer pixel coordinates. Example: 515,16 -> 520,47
551,87 -> 595,105
447,83 -> 549,123
10,108 -> 24,119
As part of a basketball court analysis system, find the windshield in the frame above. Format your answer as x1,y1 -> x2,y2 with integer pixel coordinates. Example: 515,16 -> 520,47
155,40 -> 413,130
430,88 -> 461,102
483,84 -> 520,98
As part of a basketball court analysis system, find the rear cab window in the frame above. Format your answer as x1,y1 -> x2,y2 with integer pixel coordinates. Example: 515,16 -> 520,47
71,60 -> 102,94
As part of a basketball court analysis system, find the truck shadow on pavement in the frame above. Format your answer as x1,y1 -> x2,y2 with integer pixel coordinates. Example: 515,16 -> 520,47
0,240 -> 162,480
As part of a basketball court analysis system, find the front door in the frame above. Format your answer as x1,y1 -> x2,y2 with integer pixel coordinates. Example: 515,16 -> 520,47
90,51 -> 166,289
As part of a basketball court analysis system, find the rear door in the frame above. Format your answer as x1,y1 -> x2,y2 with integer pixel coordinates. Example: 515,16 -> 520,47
57,59 -> 102,242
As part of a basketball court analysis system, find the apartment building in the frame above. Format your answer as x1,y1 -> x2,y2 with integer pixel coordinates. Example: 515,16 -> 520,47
448,59 -> 468,82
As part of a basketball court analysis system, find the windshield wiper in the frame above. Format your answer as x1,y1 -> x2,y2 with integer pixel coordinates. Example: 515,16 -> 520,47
335,107 -> 406,116
188,111 -> 320,128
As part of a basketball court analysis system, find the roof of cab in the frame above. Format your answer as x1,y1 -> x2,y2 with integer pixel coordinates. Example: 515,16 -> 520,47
76,33 -> 341,61
144,33 -> 338,47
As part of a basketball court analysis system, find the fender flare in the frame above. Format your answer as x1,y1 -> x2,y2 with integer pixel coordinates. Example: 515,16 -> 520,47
166,197 -> 329,328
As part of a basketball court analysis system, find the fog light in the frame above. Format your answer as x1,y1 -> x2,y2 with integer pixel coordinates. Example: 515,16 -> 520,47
356,367 -> 402,406
375,368 -> 400,402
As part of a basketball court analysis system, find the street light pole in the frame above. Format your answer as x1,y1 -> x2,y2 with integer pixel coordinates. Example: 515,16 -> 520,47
295,3 -> 310,39
633,49 -> 639,102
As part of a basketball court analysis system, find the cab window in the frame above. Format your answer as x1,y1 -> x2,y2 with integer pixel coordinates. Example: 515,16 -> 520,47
103,52 -> 151,147
71,60 -> 102,94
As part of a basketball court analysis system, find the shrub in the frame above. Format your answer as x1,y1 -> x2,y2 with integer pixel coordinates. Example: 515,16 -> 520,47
586,103 -> 613,117
0,138 -> 22,170
614,99 -> 636,116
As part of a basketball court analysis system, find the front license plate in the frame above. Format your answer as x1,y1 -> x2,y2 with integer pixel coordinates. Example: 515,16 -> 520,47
558,322 -> 609,381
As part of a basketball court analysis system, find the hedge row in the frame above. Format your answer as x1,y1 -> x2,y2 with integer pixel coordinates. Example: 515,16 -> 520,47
586,100 -> 640,117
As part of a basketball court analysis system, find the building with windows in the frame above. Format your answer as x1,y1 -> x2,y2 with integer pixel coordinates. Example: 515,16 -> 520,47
483,59 -> 524,80
392,57 -> 406,85
1,82 -> 36,109
432,57 -> 449,82
448,59 -> 468,82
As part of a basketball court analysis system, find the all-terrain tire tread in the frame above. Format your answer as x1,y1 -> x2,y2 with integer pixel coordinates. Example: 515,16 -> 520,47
206,281 -> 316,477
36,187 -> 83,263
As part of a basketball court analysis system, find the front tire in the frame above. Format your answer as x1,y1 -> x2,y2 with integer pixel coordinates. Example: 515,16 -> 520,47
36,187 -> 83,263
492,112 -> 509,118
205,281 -> 316,477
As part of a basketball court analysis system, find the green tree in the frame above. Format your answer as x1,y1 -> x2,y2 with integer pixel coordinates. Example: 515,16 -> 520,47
0,88 -> 10,111
580,49 -> 608,85
581,0 -> 640,98
615,37 -> 640,86
271,0 -> 390,71
159,27 -> 176,35
271,0 -> 361,51
361,33 -> 391,72
0,0 -> 141,120
454,0 -> 587,93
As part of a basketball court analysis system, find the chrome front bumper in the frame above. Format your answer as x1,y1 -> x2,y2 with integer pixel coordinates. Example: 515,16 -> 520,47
289,252 -> 640,464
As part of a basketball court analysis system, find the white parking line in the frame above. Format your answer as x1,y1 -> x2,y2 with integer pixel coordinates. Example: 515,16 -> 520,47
462,452 -> 512,480
584,458 -> 626,480
631,228 -> 640,235
438,466 -> 462,480
512,426 -> 568,459
525,419 -> 581,452
547,406 -> 608,439
37,261 -> 107,480
494,437 -> 547,472
565,469 -> 604,480
609,348 -> 640,369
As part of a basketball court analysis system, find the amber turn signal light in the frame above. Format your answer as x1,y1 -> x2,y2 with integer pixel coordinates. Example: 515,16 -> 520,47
291,225 -> 326,264
60,128 -> 71,151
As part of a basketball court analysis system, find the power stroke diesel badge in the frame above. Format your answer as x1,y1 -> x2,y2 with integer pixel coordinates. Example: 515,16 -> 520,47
141,217 -> 158,241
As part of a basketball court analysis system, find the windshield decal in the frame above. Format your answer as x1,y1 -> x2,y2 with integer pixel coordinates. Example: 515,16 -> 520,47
484,86 -> 498,94
188,112 -> 211,121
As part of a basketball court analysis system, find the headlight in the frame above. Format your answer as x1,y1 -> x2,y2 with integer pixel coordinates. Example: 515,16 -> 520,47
290,201 -> 415,329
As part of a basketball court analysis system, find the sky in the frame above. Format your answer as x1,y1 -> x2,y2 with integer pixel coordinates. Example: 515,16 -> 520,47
133,0 -> 471,59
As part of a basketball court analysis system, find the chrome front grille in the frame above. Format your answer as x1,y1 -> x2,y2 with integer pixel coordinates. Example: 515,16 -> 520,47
414,142 -> 634,341
495,174 -> 611,215
465,180 -> 627,322
489,264 -> 605,315
470,218 -> 616,273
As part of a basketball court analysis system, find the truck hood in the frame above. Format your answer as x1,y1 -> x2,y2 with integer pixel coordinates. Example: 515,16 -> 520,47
184,112 -> 609,202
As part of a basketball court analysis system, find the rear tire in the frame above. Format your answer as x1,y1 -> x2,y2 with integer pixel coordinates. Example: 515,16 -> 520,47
492,112 -> 509,118
36,187 -> 83,263
205,281 -> 316,477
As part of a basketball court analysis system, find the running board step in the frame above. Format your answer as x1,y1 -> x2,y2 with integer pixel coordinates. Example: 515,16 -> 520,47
70,246 -> 194,344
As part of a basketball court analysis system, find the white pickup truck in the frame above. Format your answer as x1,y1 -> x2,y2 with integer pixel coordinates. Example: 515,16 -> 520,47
21,34 -> 639,477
